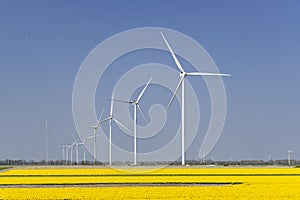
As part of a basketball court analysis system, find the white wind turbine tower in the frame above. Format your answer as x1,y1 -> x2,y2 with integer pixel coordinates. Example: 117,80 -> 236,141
62,145 -> 66,165
83,135 -> 96,164
288,148 -> 293,165
160,31 -> 231,165
65,144 -> 72,164
76,142 -> 84,165
113,77 -> 152,165
90,111 -> 104,165
99,93 -> 131,165
69,140 -> 77,165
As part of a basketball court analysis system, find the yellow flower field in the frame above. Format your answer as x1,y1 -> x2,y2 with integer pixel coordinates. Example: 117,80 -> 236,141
0,166 -> 300,199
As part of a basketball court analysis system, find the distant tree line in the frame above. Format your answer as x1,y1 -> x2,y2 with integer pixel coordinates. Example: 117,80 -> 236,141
0,159 -> 299,166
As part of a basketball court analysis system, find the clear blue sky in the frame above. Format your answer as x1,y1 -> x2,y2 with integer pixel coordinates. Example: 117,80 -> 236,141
0,0 -> 299,161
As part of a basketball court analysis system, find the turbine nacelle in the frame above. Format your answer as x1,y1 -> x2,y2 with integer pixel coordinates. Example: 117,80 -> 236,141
180,72 -> 186,78
91,125 -> 98,129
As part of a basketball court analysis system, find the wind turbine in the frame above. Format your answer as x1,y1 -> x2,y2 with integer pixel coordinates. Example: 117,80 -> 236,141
288,148 -> 293,165
90,111 -> 104,165
160,31 -> 231,165
65,144 -> 70,164
83,135 -> 95,164
69,140 -> 77,165
62,145 -> 66,165
76,142 -> 84,165
112,77 -> 152,165
99,93 -> 131,165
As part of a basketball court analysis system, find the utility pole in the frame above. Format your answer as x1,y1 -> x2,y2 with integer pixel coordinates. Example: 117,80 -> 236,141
45,118 -> 48,165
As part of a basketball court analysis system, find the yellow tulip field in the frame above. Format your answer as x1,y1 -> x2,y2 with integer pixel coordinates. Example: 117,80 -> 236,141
0,166 -> 300,199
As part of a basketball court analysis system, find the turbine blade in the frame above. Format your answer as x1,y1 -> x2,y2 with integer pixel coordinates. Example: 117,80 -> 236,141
96,110 -> 104,126
69,132 -> 77,141
160,31 -> 185,73
113,118 -> 132,134
167,76 -> 184,110
137,104 -> 148,124
71,140 -> 78,146
111,99 -> 132,104
85,135 -> 95,140
99,117 -> 111,124
136,77 -> 152,103
186,72 -> 231,76
110,92 -> 115,116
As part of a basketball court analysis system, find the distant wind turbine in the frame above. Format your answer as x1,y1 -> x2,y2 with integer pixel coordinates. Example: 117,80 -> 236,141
65,144 -> 71,164
62,145 -> 66,165
90,111 -> 104,165
69,140 -> 77,165
83,135 -> 95,164
288,148 -> 293,165
160,31 -> 231,165
112,77 -> 152,165
76,142 -> 84,165
99,93 -> 131,165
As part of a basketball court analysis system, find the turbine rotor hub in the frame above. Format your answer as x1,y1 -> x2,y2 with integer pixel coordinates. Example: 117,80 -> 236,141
180,72 -> 186,77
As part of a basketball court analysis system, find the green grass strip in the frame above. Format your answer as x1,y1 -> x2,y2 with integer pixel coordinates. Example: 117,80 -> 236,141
0,167 -> 12,171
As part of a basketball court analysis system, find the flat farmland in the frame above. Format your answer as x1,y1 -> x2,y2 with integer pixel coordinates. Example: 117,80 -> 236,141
0,166 -> 300,199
